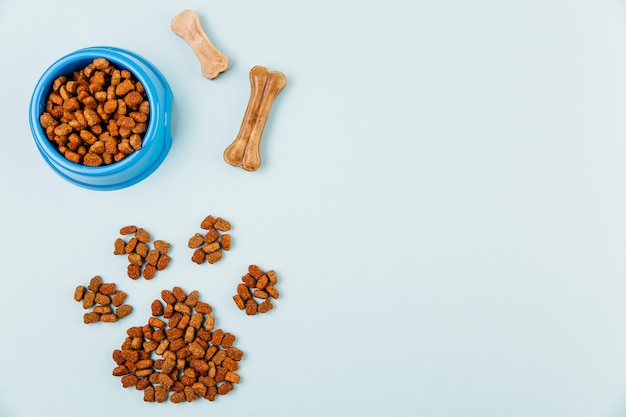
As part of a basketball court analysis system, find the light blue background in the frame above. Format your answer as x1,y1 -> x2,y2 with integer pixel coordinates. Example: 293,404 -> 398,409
1,1 -> 626,416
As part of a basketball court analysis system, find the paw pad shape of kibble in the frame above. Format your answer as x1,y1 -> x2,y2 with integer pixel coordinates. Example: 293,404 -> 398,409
188,215 -> 231,265
113,225 -> 172,280
112,287 -> 244,403
74,275 -> 133,323
233,265 -> 279,315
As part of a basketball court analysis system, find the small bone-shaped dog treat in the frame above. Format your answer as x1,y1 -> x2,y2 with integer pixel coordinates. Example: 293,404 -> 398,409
171,9 -> 229,80
224,66 -> 286,171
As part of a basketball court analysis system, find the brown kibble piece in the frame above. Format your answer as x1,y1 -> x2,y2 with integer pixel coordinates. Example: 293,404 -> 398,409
205,385 -> 217,401
220,234 -> 231,251
253,289 -> 269,299
93,305 -> 112,314
166,327 -> 184,340
127,264 -> 141,280
200,215 -> 216,229
151,300 -> 164,316
225,372 -> 240,384
156,253 -> 171,270
189,312 -> 203,329
135,242 -> 149,258
116,304 -> 133,319
184,385 -> 197,402
128,253 -> 142,266
202,241 -> 220,253
266,285 -> 280,299
222,357 -> 239,371
185,290 -> 199,307
267,269 -> 278,285
212,350 -> 227,365
204,313 -> 215,331
74,285 -> 86,302
155,385 -> 167,403
191,248 -> 205,264
143,264 -> 156,280
95,293 -> 111,305
248,265 -> 264,279
195,301 -> 212,314
258,299 -> 273,313
188,233 -> 204,249
144,386 -> 155,402
83,312 -> 100,324
113,238 -> 125,255
256,274 -> 269,290
101,313 -> 118,322
245,299 -> 257,316
82,292 -> 95,309
214,217 -> 230,231
145,249 -> 159,266
125,237 -> 138,253
112,290 -> 127,307
192,382 -> 207,398
120,225 -> 137,235
172,286 -> 187,302
88,275 -> 102,292
121,374 -> 139,388
226,347 -> 244,361
161,289 -> 176,304
242,274 -> 257,288
217,381 -> 234,395
203,228 -> 219,244
135,228 -> 151,243
210,329 -> 224,346
99,283 -> 116,295
112,365 -> 130,376
206,250 -> 222,264
233,294 -> 244,310
154,240 -> 171,253
221,333 -> 236,348
170,391 -> 186,403
237,284 -> 252,301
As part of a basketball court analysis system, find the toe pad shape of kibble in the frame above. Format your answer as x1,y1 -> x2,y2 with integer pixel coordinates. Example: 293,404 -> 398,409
188,215 -> 231,265
112,287 -> 244,403
74,276 -> 132,323
39,58 -> 150,166
114,225 -> 171,280
233,265 -> 279,315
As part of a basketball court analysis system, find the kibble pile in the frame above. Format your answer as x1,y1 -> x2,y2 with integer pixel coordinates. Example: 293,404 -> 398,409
112,287 -> 244,403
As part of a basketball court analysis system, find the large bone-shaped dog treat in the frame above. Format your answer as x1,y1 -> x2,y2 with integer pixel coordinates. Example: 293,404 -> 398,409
224,66 -> 286,171
171,9 -> 229,80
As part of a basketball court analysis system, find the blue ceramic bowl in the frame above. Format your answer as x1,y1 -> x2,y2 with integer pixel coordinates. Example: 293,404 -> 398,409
29,46 -> 173,190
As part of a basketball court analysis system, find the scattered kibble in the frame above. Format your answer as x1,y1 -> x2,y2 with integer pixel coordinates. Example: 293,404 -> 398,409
233,265 -> 279,315
74,276 -> 133,323
188,215 -> 231,265
114,225 -> 171,280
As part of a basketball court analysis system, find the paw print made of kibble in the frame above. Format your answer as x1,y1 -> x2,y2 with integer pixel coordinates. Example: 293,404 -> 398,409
113,225 -> 172,279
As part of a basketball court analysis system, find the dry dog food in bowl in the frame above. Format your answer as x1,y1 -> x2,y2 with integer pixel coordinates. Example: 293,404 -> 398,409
29,46 -> 173,190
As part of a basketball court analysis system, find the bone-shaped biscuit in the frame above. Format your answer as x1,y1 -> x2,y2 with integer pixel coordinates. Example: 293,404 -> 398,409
224,66 -> 286,171
171,9 -> 229,80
